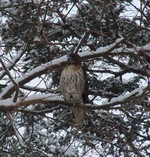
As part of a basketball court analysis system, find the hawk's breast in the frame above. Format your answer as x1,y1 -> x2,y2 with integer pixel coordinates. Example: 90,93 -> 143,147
59,64 -> 85,103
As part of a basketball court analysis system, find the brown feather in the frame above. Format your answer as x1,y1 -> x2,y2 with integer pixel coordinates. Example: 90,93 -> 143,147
59,57 -> 85,126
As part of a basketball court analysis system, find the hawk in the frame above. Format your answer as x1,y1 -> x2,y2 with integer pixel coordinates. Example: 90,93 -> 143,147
59,54 -> 85,126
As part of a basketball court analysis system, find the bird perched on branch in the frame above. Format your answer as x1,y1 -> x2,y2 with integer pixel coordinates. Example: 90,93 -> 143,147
59,54 -> 86,126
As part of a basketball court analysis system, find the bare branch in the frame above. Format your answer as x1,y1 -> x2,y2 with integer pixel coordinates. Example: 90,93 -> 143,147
127,1 -> 149,22
0,57 -> 19,102
73,30 -> 89,54
8,113 -> 27,148
0,44 -> 26,79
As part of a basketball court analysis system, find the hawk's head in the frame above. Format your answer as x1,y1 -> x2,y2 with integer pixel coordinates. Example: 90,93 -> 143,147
67,54 -> 81,65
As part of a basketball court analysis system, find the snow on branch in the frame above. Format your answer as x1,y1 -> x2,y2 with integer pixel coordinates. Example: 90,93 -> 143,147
0,37 -> 124,99
0,55 -> 68,99
0,85 -> 148,111
0,37 -> 150,100
111,43 -> 150,54
85,85 -> 149,110
80,40 -> 150,59
0,93 -> 64,111
79,37 -> 125,59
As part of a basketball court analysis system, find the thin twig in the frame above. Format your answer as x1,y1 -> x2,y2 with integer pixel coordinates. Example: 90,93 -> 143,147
8,112 -> 27,148
0,57 -> 19,102
22,85 -> 58,93
73,30 -> 89,54
127,1 -> 149,22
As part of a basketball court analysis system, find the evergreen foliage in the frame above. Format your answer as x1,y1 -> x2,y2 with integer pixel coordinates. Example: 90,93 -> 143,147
0,0 -> 150,156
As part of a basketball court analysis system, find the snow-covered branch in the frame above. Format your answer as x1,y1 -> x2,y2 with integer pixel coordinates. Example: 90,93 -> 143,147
21,85 -> 58,93
0,55 -> 68,99
85,86 -> 149,110
111,43 -> 150,54
0,37 -> 150,100
79,37 -> 125,59
0,94 -> 64,111
80,41 -> 150,59
0,85 -> 148,111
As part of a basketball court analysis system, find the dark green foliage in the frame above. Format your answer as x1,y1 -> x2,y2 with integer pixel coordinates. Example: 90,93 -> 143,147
0,0 -> 150,156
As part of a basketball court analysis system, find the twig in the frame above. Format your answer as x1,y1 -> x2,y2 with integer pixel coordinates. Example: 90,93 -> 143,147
21,85 -> 58,93
0,57 -> 19,102
1,37 -> 149,100
73,30 -> 89,54
0,85 -> 148,112
8,112 -> 27,148
127,1 -> 149,22
0,47 -> 25,80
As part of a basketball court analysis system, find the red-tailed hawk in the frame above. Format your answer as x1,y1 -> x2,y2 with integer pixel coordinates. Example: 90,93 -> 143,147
59,54 -> 85,126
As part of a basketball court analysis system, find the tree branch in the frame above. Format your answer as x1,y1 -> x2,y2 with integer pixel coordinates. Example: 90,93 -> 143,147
73,30 -> 89,54
0,85 -> 148,111
0,46 -> 26,80
0,57 -> 19,102
21,85 -> 58,93
0,38 -> 149,100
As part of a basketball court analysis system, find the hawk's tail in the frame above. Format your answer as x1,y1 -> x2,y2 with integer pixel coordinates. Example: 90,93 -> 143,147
71,107 -> 85,127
